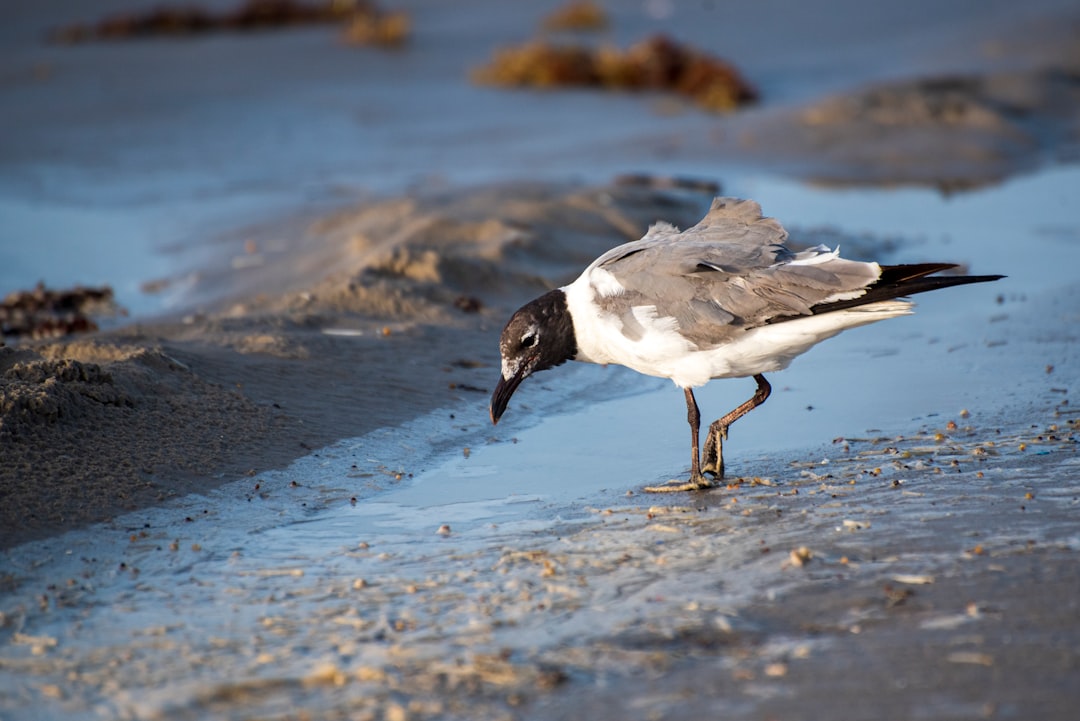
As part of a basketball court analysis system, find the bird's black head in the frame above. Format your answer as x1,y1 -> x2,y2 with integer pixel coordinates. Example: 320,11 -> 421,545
490,289 -> 576,425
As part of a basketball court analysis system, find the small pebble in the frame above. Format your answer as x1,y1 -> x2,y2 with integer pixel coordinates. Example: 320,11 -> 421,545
789,546 -> 812,567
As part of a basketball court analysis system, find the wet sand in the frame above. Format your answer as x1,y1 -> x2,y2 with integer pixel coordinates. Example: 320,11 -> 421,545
1,325 -> 1075,719
2,1 -> 1080,719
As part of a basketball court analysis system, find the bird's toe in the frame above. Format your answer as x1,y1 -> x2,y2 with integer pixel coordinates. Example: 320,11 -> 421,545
702,432 -> 725,477
701,460 -> 725,478
644,475 -> 715,493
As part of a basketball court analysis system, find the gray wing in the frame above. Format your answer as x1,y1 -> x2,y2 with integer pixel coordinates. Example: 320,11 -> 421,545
590,198 -> 881,346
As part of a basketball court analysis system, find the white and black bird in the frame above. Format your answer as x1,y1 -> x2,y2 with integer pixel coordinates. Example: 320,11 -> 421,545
490,197 -> 1002,492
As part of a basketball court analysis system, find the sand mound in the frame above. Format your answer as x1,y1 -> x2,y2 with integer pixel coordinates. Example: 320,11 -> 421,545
175,181 -> 712,326
733,63 -> 1080,190
0,342 -> 277,548
1,180 -> 715,549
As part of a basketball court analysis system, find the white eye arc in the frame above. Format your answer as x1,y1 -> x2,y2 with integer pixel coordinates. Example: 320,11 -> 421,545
520,331 -> 538,348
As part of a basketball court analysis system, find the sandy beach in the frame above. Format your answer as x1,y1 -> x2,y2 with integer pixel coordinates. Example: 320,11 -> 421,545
1,182 -> 718,548
2,1 -> 1079,719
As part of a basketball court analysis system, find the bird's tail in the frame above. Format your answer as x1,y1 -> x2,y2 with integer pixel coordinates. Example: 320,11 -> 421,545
808,264 -> 1004,315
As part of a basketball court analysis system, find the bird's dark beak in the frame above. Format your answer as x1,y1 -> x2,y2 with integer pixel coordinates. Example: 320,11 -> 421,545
490,365 -> 529,425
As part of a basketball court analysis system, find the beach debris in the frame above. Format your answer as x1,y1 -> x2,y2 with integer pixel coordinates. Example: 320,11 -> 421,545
645,505 -> 694,515
891,573 -> 935,585
614,173 -> 721,194
50,0 -> 409,47
436,524 -> 451,536
788,546 -> 813,567
13,633 -> 58,656
1,282 -> 119,340
542,0 -> 609,33
946,651 -> 994,666
883,584 -> 914,608
453,295 -> 483,313
341,7 -> 410,47
763,662 -> 788,677
446,382 -> 486,393
472,34 -> 757,112
449,358 -> 487,369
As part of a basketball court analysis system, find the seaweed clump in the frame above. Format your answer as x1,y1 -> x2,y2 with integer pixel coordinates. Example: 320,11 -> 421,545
1,284 -> 118,341
50,0 -> 409,47
472,34 -> 756,112
341,7 -> 410,47
541,0 -> 609,33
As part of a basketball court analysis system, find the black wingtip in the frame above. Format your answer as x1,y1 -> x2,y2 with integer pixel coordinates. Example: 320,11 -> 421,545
807,267 -> 1004,316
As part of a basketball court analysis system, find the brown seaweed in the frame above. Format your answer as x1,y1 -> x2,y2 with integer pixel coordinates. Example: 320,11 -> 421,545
50,0 -> 408,47
542,0 -> 609,33
472,34 -> 757,112
1,283 -> 118,340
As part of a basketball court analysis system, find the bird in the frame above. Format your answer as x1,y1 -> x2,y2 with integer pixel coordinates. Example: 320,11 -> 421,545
489,197 -> 1003,492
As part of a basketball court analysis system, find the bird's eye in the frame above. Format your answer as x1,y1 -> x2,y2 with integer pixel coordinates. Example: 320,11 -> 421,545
521,333 -> 537,349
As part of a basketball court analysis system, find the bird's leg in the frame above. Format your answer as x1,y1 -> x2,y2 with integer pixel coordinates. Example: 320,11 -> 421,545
686,386 -> 703,480
702,374 -> 772,478
645,387 -> 715,493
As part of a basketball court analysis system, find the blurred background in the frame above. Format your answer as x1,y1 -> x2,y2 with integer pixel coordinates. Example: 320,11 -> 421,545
2,0 -> 1077,319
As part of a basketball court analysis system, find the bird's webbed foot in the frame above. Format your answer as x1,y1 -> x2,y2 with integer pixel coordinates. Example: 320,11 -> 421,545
644,473 -> 716,493
701,422 -> 727,478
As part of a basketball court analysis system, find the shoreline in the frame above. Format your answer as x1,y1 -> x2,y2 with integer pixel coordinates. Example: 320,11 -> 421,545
0,181 -> 717,550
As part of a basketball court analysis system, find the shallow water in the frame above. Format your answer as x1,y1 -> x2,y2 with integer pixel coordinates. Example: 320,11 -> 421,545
2,164 -> 1077,720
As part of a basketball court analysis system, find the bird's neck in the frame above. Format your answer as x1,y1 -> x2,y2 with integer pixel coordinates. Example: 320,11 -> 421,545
531,289 -> 577,370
